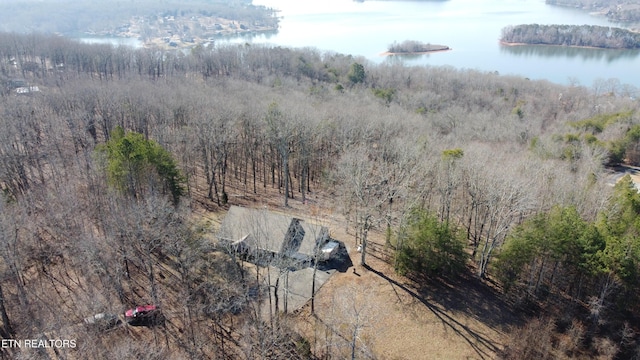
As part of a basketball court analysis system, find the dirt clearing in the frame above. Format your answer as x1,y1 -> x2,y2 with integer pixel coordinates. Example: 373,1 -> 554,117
293,229 -> 519,360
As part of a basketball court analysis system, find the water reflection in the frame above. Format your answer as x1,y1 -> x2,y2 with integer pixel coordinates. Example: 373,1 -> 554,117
500,44 -> 640,63
78,37 -> 143,48
213,30 -> 279,44
384,53 -> 431,61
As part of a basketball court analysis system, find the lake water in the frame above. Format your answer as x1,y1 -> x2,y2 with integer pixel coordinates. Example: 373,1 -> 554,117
78,37 -> 143,48
236,0 -> 640,89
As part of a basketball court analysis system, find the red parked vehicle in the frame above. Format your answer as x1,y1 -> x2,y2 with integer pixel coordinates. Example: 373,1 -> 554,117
124,305 -> 160,325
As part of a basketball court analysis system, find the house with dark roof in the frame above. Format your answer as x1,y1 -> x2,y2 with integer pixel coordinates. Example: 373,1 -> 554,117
218,206 -> 335,266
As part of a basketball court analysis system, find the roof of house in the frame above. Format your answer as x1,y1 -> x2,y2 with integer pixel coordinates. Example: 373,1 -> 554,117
298,221 -> 329,256
219,206 -> 292,253
218,206 -> 328,258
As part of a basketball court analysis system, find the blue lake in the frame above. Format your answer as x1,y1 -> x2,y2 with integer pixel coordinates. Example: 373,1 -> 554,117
236,0 -> 640,89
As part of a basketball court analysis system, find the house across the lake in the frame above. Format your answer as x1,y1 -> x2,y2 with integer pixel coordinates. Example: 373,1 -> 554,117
218,206 -> 339,266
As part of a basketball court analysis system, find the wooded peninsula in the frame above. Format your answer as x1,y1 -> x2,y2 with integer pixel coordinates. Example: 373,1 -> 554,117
501,24 -> 640,49
385,40 -> 450,55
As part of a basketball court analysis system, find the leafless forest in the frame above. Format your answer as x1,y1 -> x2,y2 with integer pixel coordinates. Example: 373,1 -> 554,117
0,32 -> 639,359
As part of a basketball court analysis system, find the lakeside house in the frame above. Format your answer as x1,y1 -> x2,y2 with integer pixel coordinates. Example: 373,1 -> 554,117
218,206 -> 337,266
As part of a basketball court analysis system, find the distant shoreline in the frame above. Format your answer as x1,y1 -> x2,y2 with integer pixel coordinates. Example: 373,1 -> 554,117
500,24 -> 640,50
499,40 -> 631,50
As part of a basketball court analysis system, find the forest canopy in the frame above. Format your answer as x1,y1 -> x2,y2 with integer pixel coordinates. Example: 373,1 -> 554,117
95,126 -> 186,205
0,31 -> 638,359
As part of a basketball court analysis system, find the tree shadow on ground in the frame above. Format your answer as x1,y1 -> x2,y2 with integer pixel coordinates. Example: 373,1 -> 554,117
127,313 -> 166,328
415,268 -> 530,329
364,263 -> 527,360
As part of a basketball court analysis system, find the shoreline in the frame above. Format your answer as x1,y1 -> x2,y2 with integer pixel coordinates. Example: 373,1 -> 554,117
499,40 -> 637,50
380,48 -> 451,56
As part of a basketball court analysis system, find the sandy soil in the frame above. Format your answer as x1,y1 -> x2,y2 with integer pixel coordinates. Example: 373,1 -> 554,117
292,227 -> 517,360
